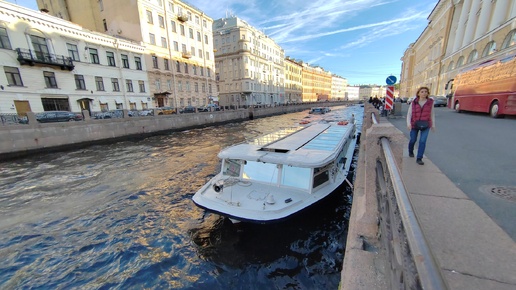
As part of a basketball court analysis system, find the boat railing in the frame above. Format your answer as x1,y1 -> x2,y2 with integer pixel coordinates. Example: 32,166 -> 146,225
371,111 -> 447,290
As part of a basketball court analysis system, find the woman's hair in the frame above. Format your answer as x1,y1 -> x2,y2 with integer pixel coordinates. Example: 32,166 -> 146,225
416,86 -> 430,97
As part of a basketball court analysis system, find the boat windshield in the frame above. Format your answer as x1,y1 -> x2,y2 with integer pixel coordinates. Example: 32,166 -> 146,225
222,159 -> 241,177
281,166 -> 310,190
242,161 -> 278,183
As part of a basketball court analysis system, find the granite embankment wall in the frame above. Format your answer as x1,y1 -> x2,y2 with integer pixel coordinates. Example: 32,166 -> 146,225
0,102 -> 346,159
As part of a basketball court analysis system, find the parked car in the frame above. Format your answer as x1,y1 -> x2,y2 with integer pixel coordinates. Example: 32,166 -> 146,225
432,96 -> 448,107
36,111 -> 83,123
180,106 -> 196,113
156,107 -> 176,115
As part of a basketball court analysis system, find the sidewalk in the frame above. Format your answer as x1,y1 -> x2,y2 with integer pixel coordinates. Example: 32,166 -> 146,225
401,149 -> 516,289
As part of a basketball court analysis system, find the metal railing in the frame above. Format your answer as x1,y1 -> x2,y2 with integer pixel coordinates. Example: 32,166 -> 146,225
372,112 -> 447,290
16,48 -> 75,71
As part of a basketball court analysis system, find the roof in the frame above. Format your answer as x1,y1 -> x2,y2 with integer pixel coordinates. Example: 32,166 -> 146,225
218,122 -> 354,168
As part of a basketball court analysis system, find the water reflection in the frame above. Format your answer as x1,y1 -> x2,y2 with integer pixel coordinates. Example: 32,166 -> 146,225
0,105 -> 363,289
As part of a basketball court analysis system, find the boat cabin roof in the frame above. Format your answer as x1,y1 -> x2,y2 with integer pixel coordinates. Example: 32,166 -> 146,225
218,123 -> 353,167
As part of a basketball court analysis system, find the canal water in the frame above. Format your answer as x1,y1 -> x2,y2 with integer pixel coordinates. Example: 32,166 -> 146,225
0,105 -> 363,289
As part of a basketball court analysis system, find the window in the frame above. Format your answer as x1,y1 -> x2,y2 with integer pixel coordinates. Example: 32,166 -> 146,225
191,46 -> 195,56
74,74 -> 86,90
135,56 -> 142,70
158,15 -> 165,28
184,63 -> 188,73
204,34 -> 208,44
447,61 -> 454,72
111,78 -> 120,91
242,161 -> 278,183
167,79 -> 172,90
149,33 -> 156,45
197,31 -> 201,42
161,37 -> 167,48
193,65 -> 197,75
281,166 -> 310,189
173,41 -> 179,51
67,43 -> 80,61
155,79 -> 161,91
467,49 -> 478,63
200,66 -> 203,76
30,35 -> 49,61
43,71 -> 58,88
180,24 -> 185,36
189,28 -> 194,39
456,56 -> 464,68
207,68 -> 211,77
121,54 -> 129,68
95,76 -> 105,91
4,66 -> 23,86
502,29 -> 516,49
176,61 -> 181,72
164,58 -> 169,70
106,51 -> 116,66
171,21 -> 176,32
168,2 -> 174,11
194,82 -> 198,92
202,83 -> 206,92
126,79 -> 133,92
146,10 -> 153,24
203,20 -> 207,28
482,41 -> 497,57
195,16 -> 200,25
208,84 -> 212,93
0,27 -> 12,49
138,80 -> 145,92
89,48 -> 100,64
152,56 -> 158,68
182,44 -> 187,53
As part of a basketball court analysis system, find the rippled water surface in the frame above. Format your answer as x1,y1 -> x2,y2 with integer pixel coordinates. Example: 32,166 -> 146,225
0,105 -> 363,289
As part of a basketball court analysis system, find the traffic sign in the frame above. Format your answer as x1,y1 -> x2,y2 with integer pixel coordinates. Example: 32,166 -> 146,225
386,75 -> 397,85
385,85 -> 394,110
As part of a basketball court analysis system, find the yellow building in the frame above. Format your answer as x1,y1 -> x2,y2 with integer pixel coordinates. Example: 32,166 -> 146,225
37,0 -> 217,109
284,57 -> 303,103
400,0 -> 516,98
301,63 -> 332,102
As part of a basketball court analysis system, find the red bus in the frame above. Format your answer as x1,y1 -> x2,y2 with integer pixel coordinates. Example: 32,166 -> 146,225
449,54 -> 516,118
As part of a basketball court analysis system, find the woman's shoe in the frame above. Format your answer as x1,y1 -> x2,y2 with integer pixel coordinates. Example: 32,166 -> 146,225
416,159 -> 424,165
409,152 -> 414,157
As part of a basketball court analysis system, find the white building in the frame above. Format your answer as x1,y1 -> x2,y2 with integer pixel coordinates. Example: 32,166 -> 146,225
213,16 -> 285,107
331,75 -> 348,101
345,86 -> 360,101
0,1 -> 149,115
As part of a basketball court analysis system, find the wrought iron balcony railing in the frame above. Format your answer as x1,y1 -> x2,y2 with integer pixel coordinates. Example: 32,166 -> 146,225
182,52 -> 192,59
177,14 -> 189,22
16,48 -> 75,71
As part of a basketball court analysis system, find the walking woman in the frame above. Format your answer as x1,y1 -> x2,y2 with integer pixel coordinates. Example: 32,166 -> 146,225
407,87 -> 435,165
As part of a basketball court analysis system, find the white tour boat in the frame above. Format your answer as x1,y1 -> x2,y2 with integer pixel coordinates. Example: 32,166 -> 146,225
192,119 -> 358,223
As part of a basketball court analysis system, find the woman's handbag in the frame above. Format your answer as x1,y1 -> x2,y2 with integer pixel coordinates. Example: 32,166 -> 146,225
415,120 -> 429,130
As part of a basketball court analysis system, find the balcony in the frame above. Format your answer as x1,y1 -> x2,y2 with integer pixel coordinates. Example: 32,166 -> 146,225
16,48 -> 74,71
177,14 -> 189,22
182,52 -> 192,59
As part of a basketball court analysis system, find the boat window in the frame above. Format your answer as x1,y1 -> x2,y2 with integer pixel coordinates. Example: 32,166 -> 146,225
313,166 -> 329,188
281,166 -> 310,190
222,159 -> 241,177
242,161 -> 278,183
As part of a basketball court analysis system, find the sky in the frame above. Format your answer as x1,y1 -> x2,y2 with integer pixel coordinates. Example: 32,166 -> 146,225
6,0 -> 438,85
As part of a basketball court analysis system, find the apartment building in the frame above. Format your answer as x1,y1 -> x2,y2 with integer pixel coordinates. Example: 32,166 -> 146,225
0,1 -> 148,115
37,0 -> 217,109
331,75 -> 348,101
284,57 -> 303,104
301,64 -> 332,102
213,16 -> 285,107
400,0 -> 516,98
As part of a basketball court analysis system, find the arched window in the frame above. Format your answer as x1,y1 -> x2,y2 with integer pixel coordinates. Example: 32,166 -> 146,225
456,56 -> 464,68
467,50 -> 478,63
482,41 -> 497,57
501,29 -> 516,49
447,61 -> 454,72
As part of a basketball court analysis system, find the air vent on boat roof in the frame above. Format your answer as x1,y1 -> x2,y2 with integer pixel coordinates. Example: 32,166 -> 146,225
259,148 -> 290,153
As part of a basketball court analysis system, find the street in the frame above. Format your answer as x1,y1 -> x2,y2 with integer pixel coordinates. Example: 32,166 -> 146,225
389,103 -> 516,241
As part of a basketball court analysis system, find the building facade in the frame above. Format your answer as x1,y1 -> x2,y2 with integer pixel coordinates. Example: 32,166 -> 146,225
213,16 -> 285,107
36,0 -> 217,109
0,2 -> 149,115
284,57 -> 303,104
400,0 -> 516,98
331,75 -> 348,101
301,64 -> 332,102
